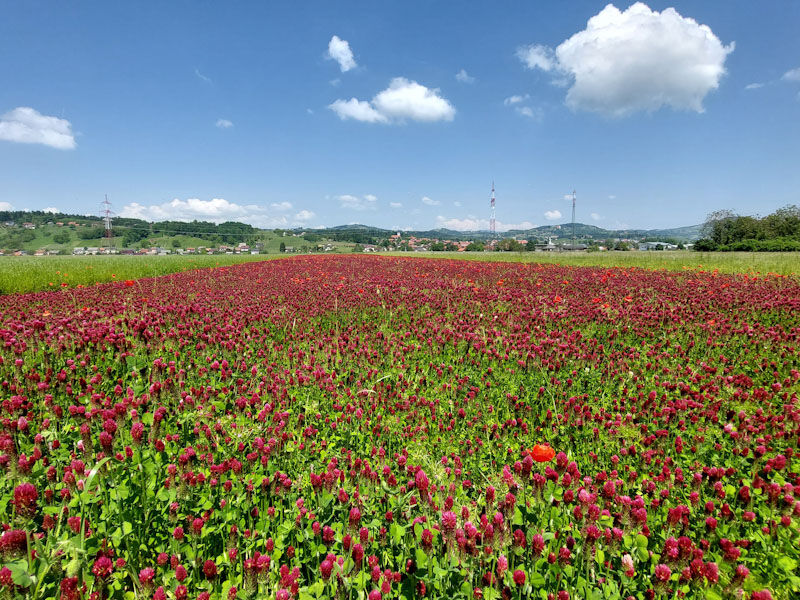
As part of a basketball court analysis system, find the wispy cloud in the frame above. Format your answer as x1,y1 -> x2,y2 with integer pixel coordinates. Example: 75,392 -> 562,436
783,67 -> 800,82
337,194 -> 377,210
503,94 -> 540,120
435,215 -> 534,232
504,94 -> 530,105
455,69 -> 475,84
515,106 -> 541,119
215,119 -> 233,129
194,68 -> 212,83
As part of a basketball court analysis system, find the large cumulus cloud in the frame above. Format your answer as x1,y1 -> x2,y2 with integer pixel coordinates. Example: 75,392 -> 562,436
518,3 -> 734,117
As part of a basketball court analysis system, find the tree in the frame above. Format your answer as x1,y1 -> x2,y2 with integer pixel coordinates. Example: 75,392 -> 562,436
465,241 -> 485,252
495,238 -> 522,252
78,227 -> 103,240
693,238 -> 716,251
279,242 -> 286,253
762,204 -> 800,239
702,209 -> 739,246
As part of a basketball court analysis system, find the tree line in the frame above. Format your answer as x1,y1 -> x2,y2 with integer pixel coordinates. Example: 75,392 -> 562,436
695,205 -> 800,251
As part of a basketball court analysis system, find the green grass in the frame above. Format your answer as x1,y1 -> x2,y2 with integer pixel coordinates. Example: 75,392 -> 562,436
0,254 -> 287,295
385,250 -> 800,276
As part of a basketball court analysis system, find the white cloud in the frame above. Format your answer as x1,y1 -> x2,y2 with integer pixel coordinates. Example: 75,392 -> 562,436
453,201 -> 462,207
329,98 -> 388,123
519,3 -> 734,116
389,202 -> 403,208
330,78 -> 455,124
745,82 -> 764,90
563,194 -> 574,201
436,215 -> 535,232
327,35 -> 357,72
44,207 -> 59,214
422,196 -> 440,206
194,68 -> 212,83
544,209 -> 562,220
590,212 -> 602,221
0,107 -> 76,149
516,44 -> 556,71
215,119 -> 233,129
0,202 -> 13,211
456,69 -> 476,83
120,198 -> 314,228
373,78 -> 456,122
270,202 -> 293,211
504,94 -> 529,105
337,194 -> 377,211
516,106 -> 541,119
783,68 -> 800,82
504,95 -> 541,119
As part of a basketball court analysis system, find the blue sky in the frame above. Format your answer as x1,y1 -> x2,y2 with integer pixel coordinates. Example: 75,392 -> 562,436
1,1 -> 798,231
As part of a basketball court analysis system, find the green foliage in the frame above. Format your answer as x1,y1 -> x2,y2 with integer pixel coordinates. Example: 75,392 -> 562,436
494,238 -> 523,252
77,227 -> 104,240
697,205 -> 800,251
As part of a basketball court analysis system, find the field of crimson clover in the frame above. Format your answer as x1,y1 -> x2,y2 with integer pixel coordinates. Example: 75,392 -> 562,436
0,254 -> 798,600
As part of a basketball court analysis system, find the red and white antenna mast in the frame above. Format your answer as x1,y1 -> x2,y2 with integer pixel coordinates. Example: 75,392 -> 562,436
489,181 -> 496,236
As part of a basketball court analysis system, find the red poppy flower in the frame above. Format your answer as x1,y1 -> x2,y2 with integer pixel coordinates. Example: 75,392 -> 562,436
124,280 -> 135,286
528,444 -> 555,463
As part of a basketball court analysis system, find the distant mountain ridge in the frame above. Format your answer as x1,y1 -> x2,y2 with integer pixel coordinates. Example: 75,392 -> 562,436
322,222 -> 704,242
0,209 -> 703,242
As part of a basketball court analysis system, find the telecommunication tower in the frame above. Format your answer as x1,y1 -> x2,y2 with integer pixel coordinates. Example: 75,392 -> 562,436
570,190 -> 576,249
489,182 -> 496,236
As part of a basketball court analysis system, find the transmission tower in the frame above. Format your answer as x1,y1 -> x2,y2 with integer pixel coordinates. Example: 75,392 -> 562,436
101,195 -> 114,246
489,182 -> 496,237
